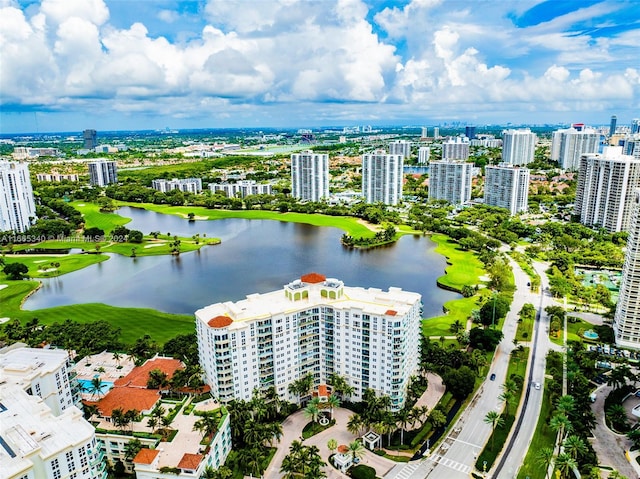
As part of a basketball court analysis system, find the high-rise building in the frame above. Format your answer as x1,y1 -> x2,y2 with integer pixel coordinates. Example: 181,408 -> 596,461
484,163 -> 530,216
501,129 -> 537,165
433,127 -> 440,139
291,150 -> 329,201
614,189 -> 640,349
83,129 -> 97,149
442,137 -> 470,160
88,160 -> 118,187
418,147 -> 430,164
389,140 -> 412,159
196,274 -> 422,410
632,119 -> 640,135
574,146 -> 640,233
428,160 -> 473,205
610,115 -> 618,137
551,127 -> 600,170
0,161 -> 37,233
0,347 -> 105,479
622,135 -> 640,160
465,126 -> 476,139
361,150 -> 404,205
421,127 -> 429,139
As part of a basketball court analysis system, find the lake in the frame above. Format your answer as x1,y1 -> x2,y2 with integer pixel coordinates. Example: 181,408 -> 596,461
24,207 -> 459,317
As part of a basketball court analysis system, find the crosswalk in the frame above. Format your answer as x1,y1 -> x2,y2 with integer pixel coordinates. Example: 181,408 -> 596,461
385,454 -> 472,479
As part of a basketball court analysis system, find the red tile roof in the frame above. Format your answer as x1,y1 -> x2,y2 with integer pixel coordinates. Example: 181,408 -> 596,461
91,386 -> 160,416
208,315 -> 233,328
133,448 -> 159,464
318,384 -> 329,397
177,453 -> 204,470
301,272 -> 326,284
337,445 -> 349,454
114,357 -> 183,388
385,310 -> 398,316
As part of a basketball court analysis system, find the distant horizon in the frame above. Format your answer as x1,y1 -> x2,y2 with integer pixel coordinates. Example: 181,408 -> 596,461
0,119 -> 634,139
2,0 -> 638,134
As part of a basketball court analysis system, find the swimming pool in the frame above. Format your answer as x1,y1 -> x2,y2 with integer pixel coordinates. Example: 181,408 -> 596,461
77,378 -> 114,396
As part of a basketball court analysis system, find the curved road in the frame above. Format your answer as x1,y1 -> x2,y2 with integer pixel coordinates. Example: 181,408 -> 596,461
385,259 -> 556,479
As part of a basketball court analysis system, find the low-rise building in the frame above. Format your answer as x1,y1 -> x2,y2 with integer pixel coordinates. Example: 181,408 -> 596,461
151,178 -> 203,194
209,180 -> 273,198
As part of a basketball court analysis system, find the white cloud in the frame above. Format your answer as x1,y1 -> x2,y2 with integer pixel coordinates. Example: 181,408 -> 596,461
157,9 -> 179,24
40,0 -> 109,26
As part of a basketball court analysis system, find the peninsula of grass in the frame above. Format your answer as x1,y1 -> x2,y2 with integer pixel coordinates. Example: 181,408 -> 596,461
119,202 -> 384,239
0,281 -> 194,345
1,254 -> 108,279
71,201 -> 131,232
430,233 -> 485,292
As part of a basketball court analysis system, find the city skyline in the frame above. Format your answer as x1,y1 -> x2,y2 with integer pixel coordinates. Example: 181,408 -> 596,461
1,0 -> 639,133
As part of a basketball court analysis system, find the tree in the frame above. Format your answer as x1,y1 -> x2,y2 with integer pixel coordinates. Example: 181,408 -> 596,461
550,413 -> 572,445
3,262 -> 28,280
347,440 -> 366,462
327,438 -> 338,455
123,439 -> 142,461
535,447 -> 554,479
128,229 -> 144,243
83,227 -> 105,241
563,435 -> 587,461
428,409 -> 447,430
193,413 -> 219,440
395,407 -> 412,445
347,414 -> 364,436
479,294 -> 510,327
484,411 -> 504,450
89,376 -> 105,399
303,398 -> 320,423
555,452 -> 578,479
442,365 -> 477,399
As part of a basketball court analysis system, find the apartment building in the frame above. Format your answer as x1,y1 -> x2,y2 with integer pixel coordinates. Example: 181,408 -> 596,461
151,178 -> 203,194
196,274 -> 422,410
418,147 -> 430,164
389,140 -> 412,159
428,160 -> 473,206
0,161 -> 37,233
501,129 -> 537,165
88,161 -> 118,187
209,180 -> 273,198
0,347 -> 105,479
551,127 -> 600,170
36,173 -> 80,182
574,146 -> 640,233
361,151 -> 404,205
614,189 -> 640,350
291,151 -> 329,201
441,137 -> 470,161
484,163 -> 530,216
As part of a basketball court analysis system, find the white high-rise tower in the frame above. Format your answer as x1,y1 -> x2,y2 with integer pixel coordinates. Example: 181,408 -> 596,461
291,150 -> 329,201
428,160 -> 473,205
501,129 -> 537,165
484,164 -> 530,216
0,161 -> 37,233
614,189 -> 640,349
551,127 -> 600,170
362,150 -> 404,205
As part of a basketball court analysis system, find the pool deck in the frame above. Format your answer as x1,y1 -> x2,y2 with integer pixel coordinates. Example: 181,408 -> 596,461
73,351 -> 136,381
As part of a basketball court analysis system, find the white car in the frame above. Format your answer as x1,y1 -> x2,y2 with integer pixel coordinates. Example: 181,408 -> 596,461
533,382 -> 541,390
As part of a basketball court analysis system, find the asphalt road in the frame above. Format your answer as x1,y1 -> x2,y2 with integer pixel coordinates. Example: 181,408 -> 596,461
493,260 -> 558,478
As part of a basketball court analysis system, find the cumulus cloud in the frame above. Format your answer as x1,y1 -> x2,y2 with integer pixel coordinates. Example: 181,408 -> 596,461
0,0 -> 638,128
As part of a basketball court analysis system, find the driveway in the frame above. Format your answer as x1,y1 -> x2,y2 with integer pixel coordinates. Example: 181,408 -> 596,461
263,406 -> 397,479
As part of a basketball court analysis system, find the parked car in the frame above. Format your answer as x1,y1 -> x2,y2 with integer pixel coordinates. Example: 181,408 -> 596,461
490,373 -> 496,381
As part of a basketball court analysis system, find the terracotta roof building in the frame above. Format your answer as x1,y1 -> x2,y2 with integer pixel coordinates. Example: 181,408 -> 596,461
196,274 -> 422,410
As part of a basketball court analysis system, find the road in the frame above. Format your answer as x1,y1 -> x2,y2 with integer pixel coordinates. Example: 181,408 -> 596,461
493,261 -> 559,478
386,257 -> 546,479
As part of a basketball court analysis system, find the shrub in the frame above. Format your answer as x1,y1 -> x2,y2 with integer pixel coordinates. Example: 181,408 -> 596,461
350,464 -> 376,479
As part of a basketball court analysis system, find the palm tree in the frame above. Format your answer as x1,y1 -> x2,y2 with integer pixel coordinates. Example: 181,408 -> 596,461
303,397 -> 321,423
428,409 -> 447,430
347,413 -> 364,436
89,377 -> 105,399
326,394 -> 340,418
193,413 -> 219,440
484,411 -> 504,450
555,452 -> 578,479
123,439 -> 142,461
563,435 -> 587,461
112,351 -> 122,367
499,390 -> 515,416
555,395 -> 575,417
395,407 -> 412,445
550,413 -> 572,445
111,408 -> 126,431
146,417 -> 158,433
535,447 -> 554,479
347,440 -> 366,462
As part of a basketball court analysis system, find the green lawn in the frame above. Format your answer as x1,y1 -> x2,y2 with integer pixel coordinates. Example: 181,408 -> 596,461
515,315 -> 535,343
120,202 -> 384,238
0,281 -> 194,345
423,296 -> 481,336
1,254 -> 108,279
550,317 -> 596,346
430,233 -> 485,291
474,347 -> 529,472
71,201 -> 131,232
517,381 -> 557,479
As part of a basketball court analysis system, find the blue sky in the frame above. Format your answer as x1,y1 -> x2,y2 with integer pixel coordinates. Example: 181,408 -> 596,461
0,0 -> 638,133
